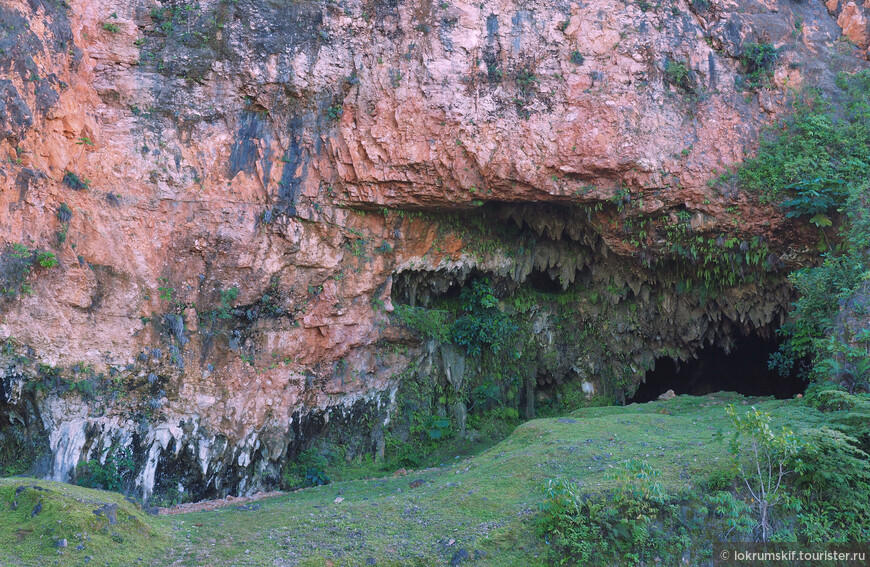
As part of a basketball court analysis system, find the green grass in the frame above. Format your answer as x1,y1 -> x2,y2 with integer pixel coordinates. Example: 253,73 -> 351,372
0,393 -> 831,565
0,478 -> 170,566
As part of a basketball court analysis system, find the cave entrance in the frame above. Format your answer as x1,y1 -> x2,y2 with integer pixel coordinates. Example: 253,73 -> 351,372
629,334 -> 805,403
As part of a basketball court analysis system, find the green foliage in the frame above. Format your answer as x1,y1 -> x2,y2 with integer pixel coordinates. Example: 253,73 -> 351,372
516,68 -> 538,93
780,177 -> 847,227
791,426 -> 870,541
218,286 -> 239,319
282,448 -> 331,489
393,304 -> 450,344
450,279 -> 518,358
1,245 -> 57,298
771,184 -> 870,391
652,223 -> 775,291
740,42 -> 779,89
664,59 -> 691,91
1,244 -> 35,298
57,202 -> 73,222
325,104 -> 343,121
102,22 -> 120,33
725,405 -> 801,541
36,251 -> 58,268
157,278 -> 174,302
738,70 -> 870,204
74,445 -> 135,493
700,468 -> 736,492
62,171 -> 90,190
736,71 -> 870,391
569,51 -> 584,65
396,278 -> 520,357
791,388 -> 870,541
537,460 -> 691,566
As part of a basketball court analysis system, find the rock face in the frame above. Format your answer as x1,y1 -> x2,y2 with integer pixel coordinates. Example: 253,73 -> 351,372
0,0 -> 867,500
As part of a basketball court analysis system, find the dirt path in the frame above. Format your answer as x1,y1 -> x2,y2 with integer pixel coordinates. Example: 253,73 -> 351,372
159,490 -> 285,515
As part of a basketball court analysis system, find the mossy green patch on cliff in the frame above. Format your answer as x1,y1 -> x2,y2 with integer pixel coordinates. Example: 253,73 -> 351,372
0,478 -> 170,566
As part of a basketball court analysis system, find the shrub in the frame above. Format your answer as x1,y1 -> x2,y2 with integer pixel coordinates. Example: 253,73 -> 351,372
102,22 -> 120,33
282,448 -> 331,489
63,171 -> 90,190
739,71 -> 870,203
218,286 -> 239,319
780,177 -> 847,227
0,244 -> 35,298
394,304 -> 450,343
664,59 -> 691,91
36,251 -> 59,268
75,445 -> 135,493
326,104 -> 343,121
725,405 -> 801,541
701,468 -> 736,492
57,202 -> 73,222
538,460 -> 690,565
740,42 -> 778,89
791,423 -> 870,541
450,278 -> 518,358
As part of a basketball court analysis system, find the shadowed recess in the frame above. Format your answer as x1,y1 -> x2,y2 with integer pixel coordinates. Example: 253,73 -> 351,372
629,334 -> 805,403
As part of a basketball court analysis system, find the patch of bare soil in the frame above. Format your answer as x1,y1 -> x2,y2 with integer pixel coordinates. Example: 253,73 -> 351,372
160,491 -> 284,515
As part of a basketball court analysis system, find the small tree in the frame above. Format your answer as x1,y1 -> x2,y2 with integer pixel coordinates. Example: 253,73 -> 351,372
726,406 -> 802,541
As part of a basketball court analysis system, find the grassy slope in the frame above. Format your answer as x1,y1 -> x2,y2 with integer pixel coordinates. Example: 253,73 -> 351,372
0,477 -> 171,566
0,393 -> 825,566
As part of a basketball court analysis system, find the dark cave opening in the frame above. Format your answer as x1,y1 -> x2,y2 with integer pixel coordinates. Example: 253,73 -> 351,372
629,334 -> 805,403
525,269 -> 563,294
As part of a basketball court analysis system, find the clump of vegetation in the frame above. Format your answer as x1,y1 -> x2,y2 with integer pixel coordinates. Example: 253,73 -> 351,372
537,460 -> 692,566
516,68 -> 538,93
742,71 -> 870,391
36,251 -> 58,268
537,397 -> 870,564
62,171 -> 90,190
75,445 -> 136,493
569,50 -> 584,65
738,71 -> 870,206
56,203 -> 73,223
282,448 -> 331,489
102,22 -> 120,33
218,286 -> 239,319
325,104 -> 343,121
396,278 -> 518,358
0,244 -> 58,299
740,42 -> 779,89
664,58 -> 692,92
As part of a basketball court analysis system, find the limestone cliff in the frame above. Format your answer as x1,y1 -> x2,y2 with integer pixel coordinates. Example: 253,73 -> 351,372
0,0 -> 867,500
